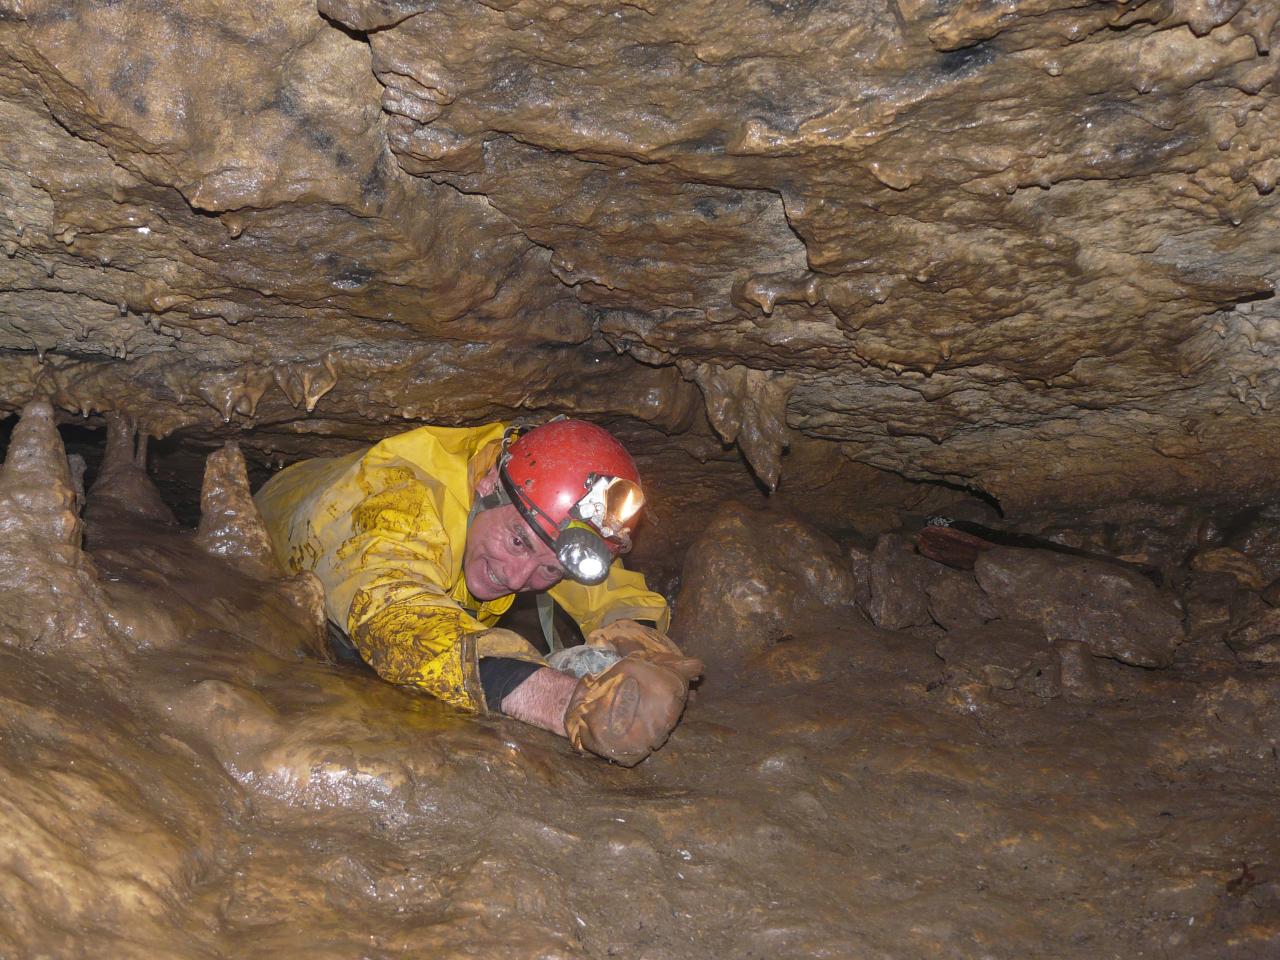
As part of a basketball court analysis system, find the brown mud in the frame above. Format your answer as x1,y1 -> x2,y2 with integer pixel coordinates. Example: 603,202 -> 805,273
2,402 -> 1278,959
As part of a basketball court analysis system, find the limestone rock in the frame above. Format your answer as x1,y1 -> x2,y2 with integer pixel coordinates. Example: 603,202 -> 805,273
0,648 -> 241,957
926,567 -> 996,632
196,442 -> 284,581
0,0 -> 1277,518
1055,640 -> 1103,701
1189,546 -> 1266,590
0,402 -> 81,546
867,533 -> 933,630
85,413 -> 176,529
66,452 -> 86,512
974,547 -> 1184,668
1190,672 -> 1280,762
1178,570 -> 1239,664
846,541 -> 873,615
671,502 -> 858,679
683,363 -> 793,490
936,621 -> 1060,699
1227,506 -> 1280,585
0,402 -> 112,659
1226,592 -> 1280,664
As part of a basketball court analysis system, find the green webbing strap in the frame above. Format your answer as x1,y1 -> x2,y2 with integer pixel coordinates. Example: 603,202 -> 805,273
537,592 -> 561,653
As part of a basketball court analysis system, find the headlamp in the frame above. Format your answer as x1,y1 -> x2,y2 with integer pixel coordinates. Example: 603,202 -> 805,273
571,475 -> 644,546
555,522 -> 611,585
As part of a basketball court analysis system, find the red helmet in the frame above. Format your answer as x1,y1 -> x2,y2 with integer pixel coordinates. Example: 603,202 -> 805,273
496,419 -> 645,584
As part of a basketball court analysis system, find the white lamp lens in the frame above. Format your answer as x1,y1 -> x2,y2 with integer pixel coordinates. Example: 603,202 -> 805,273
557,527 -> 611,584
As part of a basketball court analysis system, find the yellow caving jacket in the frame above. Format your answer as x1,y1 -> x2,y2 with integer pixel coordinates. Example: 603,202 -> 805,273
254,423 -> 669,713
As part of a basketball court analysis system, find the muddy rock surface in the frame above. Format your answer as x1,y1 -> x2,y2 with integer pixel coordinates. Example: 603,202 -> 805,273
1226,506 -> 1280,585
1225,591 -> 1280,664
4,0 -> 1280,947
868,532 -> 938,631
974,546 -> 1186,668
1,402 -> 1279,958
670,501 -> 859,679
935,620 -> 1060,697
926,566 -> 997,632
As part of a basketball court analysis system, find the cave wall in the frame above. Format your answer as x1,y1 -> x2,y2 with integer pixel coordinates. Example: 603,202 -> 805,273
1,0 -> 1278,519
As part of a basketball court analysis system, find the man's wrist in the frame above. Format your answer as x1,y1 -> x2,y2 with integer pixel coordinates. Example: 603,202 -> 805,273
478,657 -> 542,708
491,666 -> 577,735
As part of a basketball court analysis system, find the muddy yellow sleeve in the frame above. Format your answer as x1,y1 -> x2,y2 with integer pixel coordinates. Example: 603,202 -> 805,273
321,464 -> 491,712
549,560 -> 670,636
346,573 -> 485,713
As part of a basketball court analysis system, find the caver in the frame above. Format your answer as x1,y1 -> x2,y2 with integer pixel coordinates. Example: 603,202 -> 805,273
256,418 -> 702,765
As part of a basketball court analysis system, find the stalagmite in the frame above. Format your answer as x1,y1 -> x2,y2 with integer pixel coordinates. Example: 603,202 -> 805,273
195,441 -> 284,581
194,441 -> 331,661
2,0 -> 1280,955
0,401 -> 110,656
0,401 -> 81,547
85,413 -> 177,530
67,452 -> 87,512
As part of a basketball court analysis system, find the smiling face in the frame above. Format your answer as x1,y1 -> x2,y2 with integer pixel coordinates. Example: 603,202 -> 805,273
462,470 -> 565,601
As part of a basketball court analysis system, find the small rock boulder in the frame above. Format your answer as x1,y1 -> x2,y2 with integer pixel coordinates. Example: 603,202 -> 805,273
1054,640 -> 1103,700
867,533 -> 934,630
1226,593 -> 1280,664
1189,546 -> 1266,590
926,567 -> 995,632
1227,505 -> 1280,584
974,547 -> 1184,668
846,542 -> 873,614
1177,571 -> 1238,664
671,502 -> 858,679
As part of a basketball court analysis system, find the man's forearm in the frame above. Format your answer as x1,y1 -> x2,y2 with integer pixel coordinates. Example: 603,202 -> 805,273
492,665 -> 577,735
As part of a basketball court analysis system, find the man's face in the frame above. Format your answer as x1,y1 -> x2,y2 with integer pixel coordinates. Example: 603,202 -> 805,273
463,502 -> 565,600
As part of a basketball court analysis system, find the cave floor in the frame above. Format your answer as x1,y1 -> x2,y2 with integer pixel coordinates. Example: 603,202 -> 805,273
4,595 -> 1276,960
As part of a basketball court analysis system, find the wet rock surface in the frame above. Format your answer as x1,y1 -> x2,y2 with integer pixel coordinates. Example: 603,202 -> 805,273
0,407 -> 1279,958
868,532 -> 937,631
0,401 -> 112,660
670,501 -> 859,680
1226,506 -> 1280,585
926,566 -> 997,633
3,0 -> 1280,949
1226,592 -> 1280,664
936,621 -> 1061,698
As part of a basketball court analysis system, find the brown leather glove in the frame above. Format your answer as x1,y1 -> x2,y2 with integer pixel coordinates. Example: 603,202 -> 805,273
586,619 -> 704,683
563,655 -> 689,767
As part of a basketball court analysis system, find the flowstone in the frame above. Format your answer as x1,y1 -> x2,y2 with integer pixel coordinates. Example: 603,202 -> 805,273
1,407 -> 1279,958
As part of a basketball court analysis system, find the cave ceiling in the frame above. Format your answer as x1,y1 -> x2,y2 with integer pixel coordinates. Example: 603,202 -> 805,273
1,0 -> 1278,515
